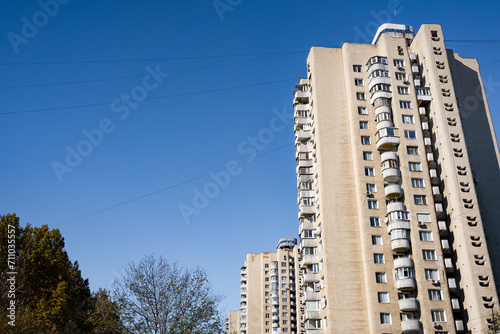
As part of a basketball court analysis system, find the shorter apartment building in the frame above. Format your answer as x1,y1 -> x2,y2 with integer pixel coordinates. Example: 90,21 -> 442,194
229,238 -> 300,334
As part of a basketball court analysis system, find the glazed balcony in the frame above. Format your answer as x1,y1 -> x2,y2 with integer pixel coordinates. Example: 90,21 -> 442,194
421,121 -> 429,133
369,76 -> 392,91
401,319 -> 422,333
444,257 -> 454,272
370,91 -> 393,105
416,87 -> 431,105
385,184 -> 404,199
376,127 -> 400,151
399,298 -> 420,312
438,220 -> 447,234
419,107 -> 426,118
367,62 -> 389,77
424,137 -> 432,148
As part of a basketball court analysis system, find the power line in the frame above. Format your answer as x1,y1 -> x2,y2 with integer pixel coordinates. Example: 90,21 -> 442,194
0,53 -> 302,90
0,51 -> 308,65
0,78 -> 300,115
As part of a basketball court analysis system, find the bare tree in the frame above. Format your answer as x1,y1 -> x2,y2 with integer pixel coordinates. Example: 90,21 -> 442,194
112,254 -> 224,334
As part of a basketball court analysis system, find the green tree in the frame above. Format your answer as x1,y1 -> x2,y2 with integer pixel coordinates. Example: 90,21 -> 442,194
89,288 -> 124,334
488,311 -> 500,334
113,254 -> 225,334
0,214 -> 123,333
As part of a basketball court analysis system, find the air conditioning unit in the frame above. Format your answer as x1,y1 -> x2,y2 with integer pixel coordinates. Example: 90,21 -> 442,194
433,321 -> 440,328
418,221 -> 425,226
365,191 -> 372,196
314,286 -> 320,292
431,279 -> 439,285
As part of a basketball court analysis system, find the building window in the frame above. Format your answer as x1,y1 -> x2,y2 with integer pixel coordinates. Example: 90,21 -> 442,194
431,310 -> 446,322
414,195 -> 427,205
353,65 -> 362,72
423,249 -> 437,261
357,92 -> 366,100
360,121 -> 369,129
374,253 -> 385,264
281,269 -> 287,274
302,197 -> 315,206
394,59 -> 405,67
363,151 -> 373,160
419,231 -> 433,241
398,86 -> 410,94
370,217 -> 381,227
378,292 -> 389,303
404,130 -> 417,139
411,178 -> 425,188
407,146 -> 419,155
265,284 -> 269,289
431,30 -> 439,38
265,277 -> 269,281
355,78 -> 364,86
366,183 -> 377,193
368,200 -> 379,209
358,106 -> 368,115
282,312 -> 288,317
400,101 -> 412,109
428,289 -> 443,301
376,272 -> 387,283
402,115 -> 414,123
372,235 -> 383,245
361,136 -> 371,145
395,72 -> 406,80
265,263 -> 269,268
365,167 -> 375,176
265,314 -> 270,318
409,162 -> 422,172
380,312 -> 392,324
266,329 -> 270,333
425,269 -> 439,280
306,319 -> 322,329
282,328 -> 288,332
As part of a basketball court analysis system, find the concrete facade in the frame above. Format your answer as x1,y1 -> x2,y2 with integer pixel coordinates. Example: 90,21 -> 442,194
293,23 -> 500,334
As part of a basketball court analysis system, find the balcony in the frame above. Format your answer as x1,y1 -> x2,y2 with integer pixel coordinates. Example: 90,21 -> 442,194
424,137 -> 432,148
300,255 -> 318,268
411,64 -> 419,73
374,105 -> 392,116
385,184 -> 404,199
427,153 -> 435,163
401,319 -> 422,333
304,310 -> 322,320
376,128 -> 400,151
416,88 -> 431,105
451,298 -> 461,311
409,53 -> 417,62
394,257 -> 413,269
419,107 -> 426,118
301,238 -> 317,248
438,220 -> 447,234
396,278 -> 417,290
294,90 -> 310,104
441,239 -> 450,251
272,298 -> 279,305
387,220 -> 411,234
303,273 -> 320,283
296,130 -> 312,141
387,201 -> 406,213
305,330 -> 322,334
299,205 -> 315,217
435,203 -> 444,216
297,144 -> 313,153
301,291 -> 320,304
399,298 -> 420,311
272,315 -> 279,321
367,63 -> 389,77
455,319 -> 465,332
448,277 -> 457,290
429,168 -> 437,181
421,121 -> 429,133
382,168 -> 402,183
413,78 -> 421,87
370,91 -> 393,105
369,76 -> 392,91
391,239 -> 411,252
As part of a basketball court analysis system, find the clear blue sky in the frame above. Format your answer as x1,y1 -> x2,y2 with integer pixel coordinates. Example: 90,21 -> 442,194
2,0 -> 500,312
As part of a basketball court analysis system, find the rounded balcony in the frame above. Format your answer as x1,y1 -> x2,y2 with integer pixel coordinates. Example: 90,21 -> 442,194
381,151 -> 398,162
401,319 -> 422,333
382,168 -> 401,183
376,120 -> 394,131
368,76 -> 392,91
387,220 -> 411,234
371,91 -> 393,105
385,184 -> 403,199
272,298 -> 279,305
394,257 -> 413,269
367,63 -> 389,77
398,298 -> 420,312
374,105 -> 392,116
376,128 -> 400,150
387,201 -> 406,213
396,277 -> 417,290
391,238 -> 411,252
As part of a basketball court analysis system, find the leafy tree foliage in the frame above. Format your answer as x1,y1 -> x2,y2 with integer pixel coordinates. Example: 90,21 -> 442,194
0,214 -> 123,333
113,254 -> 225,334
488,311 -> 500,334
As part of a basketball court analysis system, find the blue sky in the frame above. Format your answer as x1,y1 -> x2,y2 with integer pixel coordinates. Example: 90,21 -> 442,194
2,0 -> 500,312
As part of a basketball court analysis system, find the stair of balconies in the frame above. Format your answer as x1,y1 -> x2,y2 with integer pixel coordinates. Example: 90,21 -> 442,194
376,127 -> 400,151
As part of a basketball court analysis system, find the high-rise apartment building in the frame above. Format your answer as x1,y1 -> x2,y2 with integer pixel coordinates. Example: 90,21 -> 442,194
293,23 -> 500,333
235,238 -> 300,334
